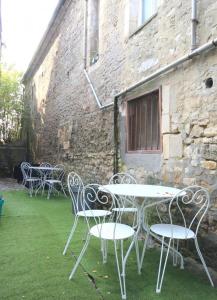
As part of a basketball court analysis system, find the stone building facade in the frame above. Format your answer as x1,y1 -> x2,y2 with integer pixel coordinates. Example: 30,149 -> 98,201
23,0 -> 217,271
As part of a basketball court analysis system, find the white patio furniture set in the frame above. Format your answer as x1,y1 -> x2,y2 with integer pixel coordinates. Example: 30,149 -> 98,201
62,172 -> 214,299
20,161 -> 67,199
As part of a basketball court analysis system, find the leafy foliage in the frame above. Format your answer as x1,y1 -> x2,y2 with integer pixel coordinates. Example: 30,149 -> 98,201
0,64 -> 23,143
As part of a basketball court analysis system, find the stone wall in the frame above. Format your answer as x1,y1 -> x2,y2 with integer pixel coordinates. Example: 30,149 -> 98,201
0,143 -> 27,177
23,0 -> 217,271
23,0 -> 116,184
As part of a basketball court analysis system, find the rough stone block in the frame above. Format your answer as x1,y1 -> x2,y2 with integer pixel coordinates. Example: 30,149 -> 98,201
138,58 -> 159,73
163,134 -> 183,159
63,141 -> 70,150
184,145 -> 192,158
202,144 -> 217,161
201,160 -> 217,170
198,118 -> 209,126
184,137 -> 193,145
191,159 -> 199,167
184,123 -> 191,135
183,177 -> 196,186
190,125 -> 204,138
162,114 -> 170,133
162,85 -> 170,114
204,126 -> 217,137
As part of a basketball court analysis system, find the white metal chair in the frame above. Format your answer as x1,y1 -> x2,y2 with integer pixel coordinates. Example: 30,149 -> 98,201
68,184 -> 140,300
109,173 -> 138,226
21,162 -> 42,197
63,172 -> 111,256
44,164 -> 67,199
140,185 -> 214,293
40,162 -> 52,167
38,162 -> 53,194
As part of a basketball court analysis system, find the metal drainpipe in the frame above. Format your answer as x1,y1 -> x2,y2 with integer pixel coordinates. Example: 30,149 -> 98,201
83,0 -> 113,109
114,37 -> 217,99
83,0 -> 88,69
191,0 -> 198,51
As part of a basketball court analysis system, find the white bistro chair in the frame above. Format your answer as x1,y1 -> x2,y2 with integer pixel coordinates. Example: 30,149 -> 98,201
40,162 -> 52,167
44,164 -> 67,199
63,172 -> 111,257
38,162 -> 53,194
109,173 -> 138,226
68,184 -> 140,300
21,162 -> 42,197
140,185 -> 214,293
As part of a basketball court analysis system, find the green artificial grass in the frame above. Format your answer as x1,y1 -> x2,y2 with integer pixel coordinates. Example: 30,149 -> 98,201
0,189 -> 216,300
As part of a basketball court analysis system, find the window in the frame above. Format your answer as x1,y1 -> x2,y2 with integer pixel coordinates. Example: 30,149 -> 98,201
128,0 -> 157,37
140,0 -> 157,25
88,0 -> 100,65
127,89 -> 161,152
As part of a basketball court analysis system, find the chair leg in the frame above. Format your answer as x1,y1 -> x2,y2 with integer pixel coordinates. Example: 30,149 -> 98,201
135,237 -> 141,274
132,212 -> 138,228
139,229 -> 150,272
69,234 -> 90,280
114,240 -> 126,300
35,180 -> 42,196
114,235 -> 137,300
194,238 -> 214,287
47,183 -> 53,199
63,215 -> 79,255
156,237 -> 171,293
41,179 -> 45,195
150,230 -> 184,269
172,239 -> 179,267
61,182 -> 67,197
29,181 -> 33,197
101,239 -> 108,264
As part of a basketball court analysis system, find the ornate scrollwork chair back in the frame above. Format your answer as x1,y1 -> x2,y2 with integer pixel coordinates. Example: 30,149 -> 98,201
67,171 -> 84,215
168,186 -> 210,239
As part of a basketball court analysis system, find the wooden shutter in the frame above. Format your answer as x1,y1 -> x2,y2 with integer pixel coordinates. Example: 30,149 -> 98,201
127,89 -> 160,152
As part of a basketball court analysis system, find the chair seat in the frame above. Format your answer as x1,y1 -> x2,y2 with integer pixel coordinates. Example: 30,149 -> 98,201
112,207 -> 138,213
90,222 -> 135,240
150,224 -> 195,239
77,209 -> 111,218
45,179 -> 61,184
26,178 -> 41,182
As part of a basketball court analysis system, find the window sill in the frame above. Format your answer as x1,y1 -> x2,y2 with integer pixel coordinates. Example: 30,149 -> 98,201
128,12 -> 158,39
126,149 -> 162,154
88,58 -> 100,71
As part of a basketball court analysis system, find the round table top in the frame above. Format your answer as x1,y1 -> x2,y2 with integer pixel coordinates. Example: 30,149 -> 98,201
29,166 -> 60,170
102,184 -> 182,198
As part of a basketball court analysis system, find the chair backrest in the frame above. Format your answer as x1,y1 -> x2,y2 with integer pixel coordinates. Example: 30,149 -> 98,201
109,172 -> 137,207
109,172 -> 137,184
68,172 -> 84,214
168,185 -> 210,238
51,164 -> 65,181
82,184 -> 139,238
40,162 -> 52,167
21,162 -> 31,180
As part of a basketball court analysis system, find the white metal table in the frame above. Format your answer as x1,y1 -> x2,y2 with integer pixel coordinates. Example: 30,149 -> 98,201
101,184 -> 184,269
102,184 -> 181,199
29,166 -> 61,195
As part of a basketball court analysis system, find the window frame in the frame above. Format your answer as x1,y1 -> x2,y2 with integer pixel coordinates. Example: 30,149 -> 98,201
128,0 -> 158,39
139,0 -> 157,26
88,0 -> 100,66
125,87 -> 162,154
